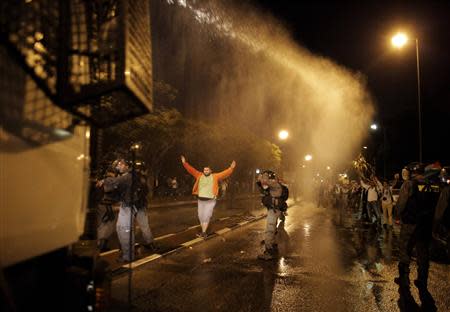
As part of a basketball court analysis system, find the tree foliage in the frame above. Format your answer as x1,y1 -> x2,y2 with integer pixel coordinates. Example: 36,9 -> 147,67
179,121 -> 282,179
101,107 -> 183,177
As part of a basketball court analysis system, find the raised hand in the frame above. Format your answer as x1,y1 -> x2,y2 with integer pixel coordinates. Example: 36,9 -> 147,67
181,155 -> 186,163
230,160 -> 236,169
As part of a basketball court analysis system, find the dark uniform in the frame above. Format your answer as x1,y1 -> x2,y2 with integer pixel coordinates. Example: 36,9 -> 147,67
256,171 -> 289,260
97,169 -> 120,251
395,163 -> 439,298
396,179 -> 432,287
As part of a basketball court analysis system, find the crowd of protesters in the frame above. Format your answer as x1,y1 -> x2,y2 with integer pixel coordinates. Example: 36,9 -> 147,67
313,161 -> 450,309
315,172 -> 405,228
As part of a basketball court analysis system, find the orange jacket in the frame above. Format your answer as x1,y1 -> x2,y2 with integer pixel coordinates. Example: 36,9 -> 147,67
183,162 -> 234,197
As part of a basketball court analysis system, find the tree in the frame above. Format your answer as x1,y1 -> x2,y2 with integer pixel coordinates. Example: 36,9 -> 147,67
101,107 -> 183,195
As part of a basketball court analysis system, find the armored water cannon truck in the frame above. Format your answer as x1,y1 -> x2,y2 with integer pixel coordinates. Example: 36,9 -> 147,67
1,1 -> 153,310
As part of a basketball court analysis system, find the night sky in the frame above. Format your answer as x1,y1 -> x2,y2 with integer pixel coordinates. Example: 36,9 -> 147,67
254,0 -> 450,168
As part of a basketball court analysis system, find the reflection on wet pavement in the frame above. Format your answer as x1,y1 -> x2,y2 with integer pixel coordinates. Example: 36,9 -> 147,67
110,200 -> 450,312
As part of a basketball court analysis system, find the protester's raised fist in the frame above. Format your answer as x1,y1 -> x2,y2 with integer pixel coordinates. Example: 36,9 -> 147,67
181,155 -> 186,163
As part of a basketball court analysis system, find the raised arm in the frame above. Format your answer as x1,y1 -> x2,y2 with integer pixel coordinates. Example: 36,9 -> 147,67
215,160 -> 236,180
360,179 -> 370,190
181,155 -> 202,178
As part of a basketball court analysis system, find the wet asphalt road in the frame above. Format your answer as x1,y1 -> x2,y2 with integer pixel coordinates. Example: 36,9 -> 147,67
110,201 -> 450,312
100,197 -> 265,251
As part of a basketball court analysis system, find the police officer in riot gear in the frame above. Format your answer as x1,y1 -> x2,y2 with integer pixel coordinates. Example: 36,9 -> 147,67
395,162 -> 436,310
256,170 -> 289,260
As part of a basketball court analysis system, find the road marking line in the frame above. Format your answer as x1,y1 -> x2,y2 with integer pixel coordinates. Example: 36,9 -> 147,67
162,246 -> 185,256
155,233 -> 175,240
122,254 -> 162,269
182,238 -> 204,247
100,242 -> 139,257
113,215 -> 265,274
101,249 -> 119,256
215,228 -> 231,235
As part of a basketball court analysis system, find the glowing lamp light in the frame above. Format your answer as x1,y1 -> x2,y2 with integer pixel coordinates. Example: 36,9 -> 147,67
256,169 -> 261,174
131,143 -> 141,150
370,124 -> 378,130
304,154 -> 313,161
278,130 -> 289,140
392,32 -> 408,48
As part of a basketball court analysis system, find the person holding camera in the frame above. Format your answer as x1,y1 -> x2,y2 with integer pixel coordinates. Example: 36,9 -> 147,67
110,159 -> 157,262
96,164 -> 120,251
256,170 -> 289,260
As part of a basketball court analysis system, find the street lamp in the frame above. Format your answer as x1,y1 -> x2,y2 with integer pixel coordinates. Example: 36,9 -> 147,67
304,154 -> 313,161
391,31 -> 422,163
391,32 -> 408,48
278,130 -> 289,140
370,123 -> 378,130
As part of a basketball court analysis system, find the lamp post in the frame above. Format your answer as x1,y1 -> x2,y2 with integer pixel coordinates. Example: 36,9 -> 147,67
391,32 -> 423,163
